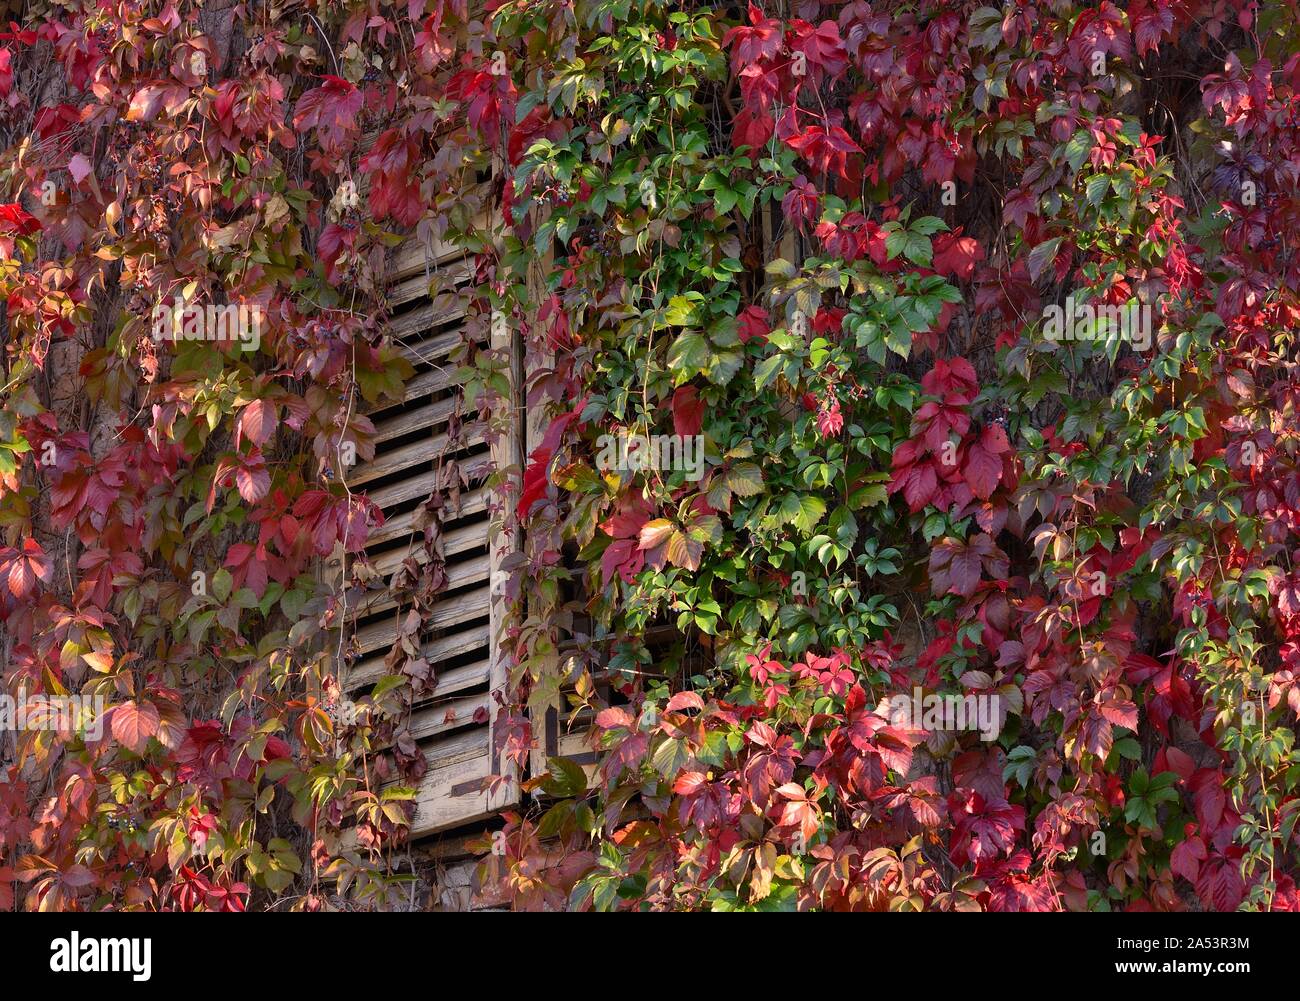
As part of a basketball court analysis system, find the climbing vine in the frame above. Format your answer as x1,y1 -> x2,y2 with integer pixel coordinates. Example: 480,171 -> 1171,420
480,0 -> 1300,912
1,0 -> 1299,913
0,0 -> 497,910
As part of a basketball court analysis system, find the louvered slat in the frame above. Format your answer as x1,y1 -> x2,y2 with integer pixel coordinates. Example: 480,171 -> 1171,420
341,227 -> 518,839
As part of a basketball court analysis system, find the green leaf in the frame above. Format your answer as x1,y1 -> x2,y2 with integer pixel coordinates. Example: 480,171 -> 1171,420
775,493 -> 827,533
1064,130 -> 1093,172
911,215 -> 948,236
664,294 -> 704,327
651,737 -> 689,777
542,756 -> 588,797
667,329 -> 711,382
885,230 -> 932,267
1085,173 -> 1111,206
707,349 -> 743,385
1114,737 -> 1142,761
753,353 -> 787,391
211,568 -> 233,604
726,462 -> 765,497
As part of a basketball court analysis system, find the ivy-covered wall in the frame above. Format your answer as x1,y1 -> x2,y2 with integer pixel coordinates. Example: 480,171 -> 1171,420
1,0 -> 1299,913
483,0 -> 1300,912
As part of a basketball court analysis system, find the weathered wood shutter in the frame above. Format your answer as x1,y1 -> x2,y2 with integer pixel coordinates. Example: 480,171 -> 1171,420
344,231 -> 519,838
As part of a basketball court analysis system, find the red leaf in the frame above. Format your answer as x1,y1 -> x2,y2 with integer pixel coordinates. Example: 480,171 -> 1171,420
671,385 -> 705,437
948,546 -> 984,597
517,406 -> 584,519
921,357 -> 980,404
110,700 -> 160,755
236,399 -> 276,449
124,82 -> 189,122
600,538 -> 643,586
781,176 -> 820,233
963,423 -> 1010,500
1196,854 -> 1245,911
932,232 -> 983,281
61,864 -> 98,889
446,68 -> 517,138
5,538 -> 50,599
773,782 -> 820,843
0,202 -> 40,235
722,3 -> 783,72
737,305 -> 770,345
817,399 -> 843,438
1170,835 -> 1206,882
234,451 -> 270,504
785,125 -> 861,181
1162,746 -> 1196,782
599,495 -> 653,540
1191,770 -> 1226,832
595,707 -> 634,731
890,456 -> 938,513
317,222 -> 355,282
1133,4 -> 1174,56
929,534 -> 1008,597
732,105 -> 775,153
1097,694 -> 1139,730
293,76 -> 363,148
665,691 -> 704,713
903,463 -> 939,511
67,153 -> 93,186
788,20 -> 849,84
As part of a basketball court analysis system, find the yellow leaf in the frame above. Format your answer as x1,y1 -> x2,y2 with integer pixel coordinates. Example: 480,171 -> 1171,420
638,518 -> 674,551
82,651 -> 114,673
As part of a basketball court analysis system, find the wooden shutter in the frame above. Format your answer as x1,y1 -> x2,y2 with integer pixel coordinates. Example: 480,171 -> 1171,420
344,230 -> 519,838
